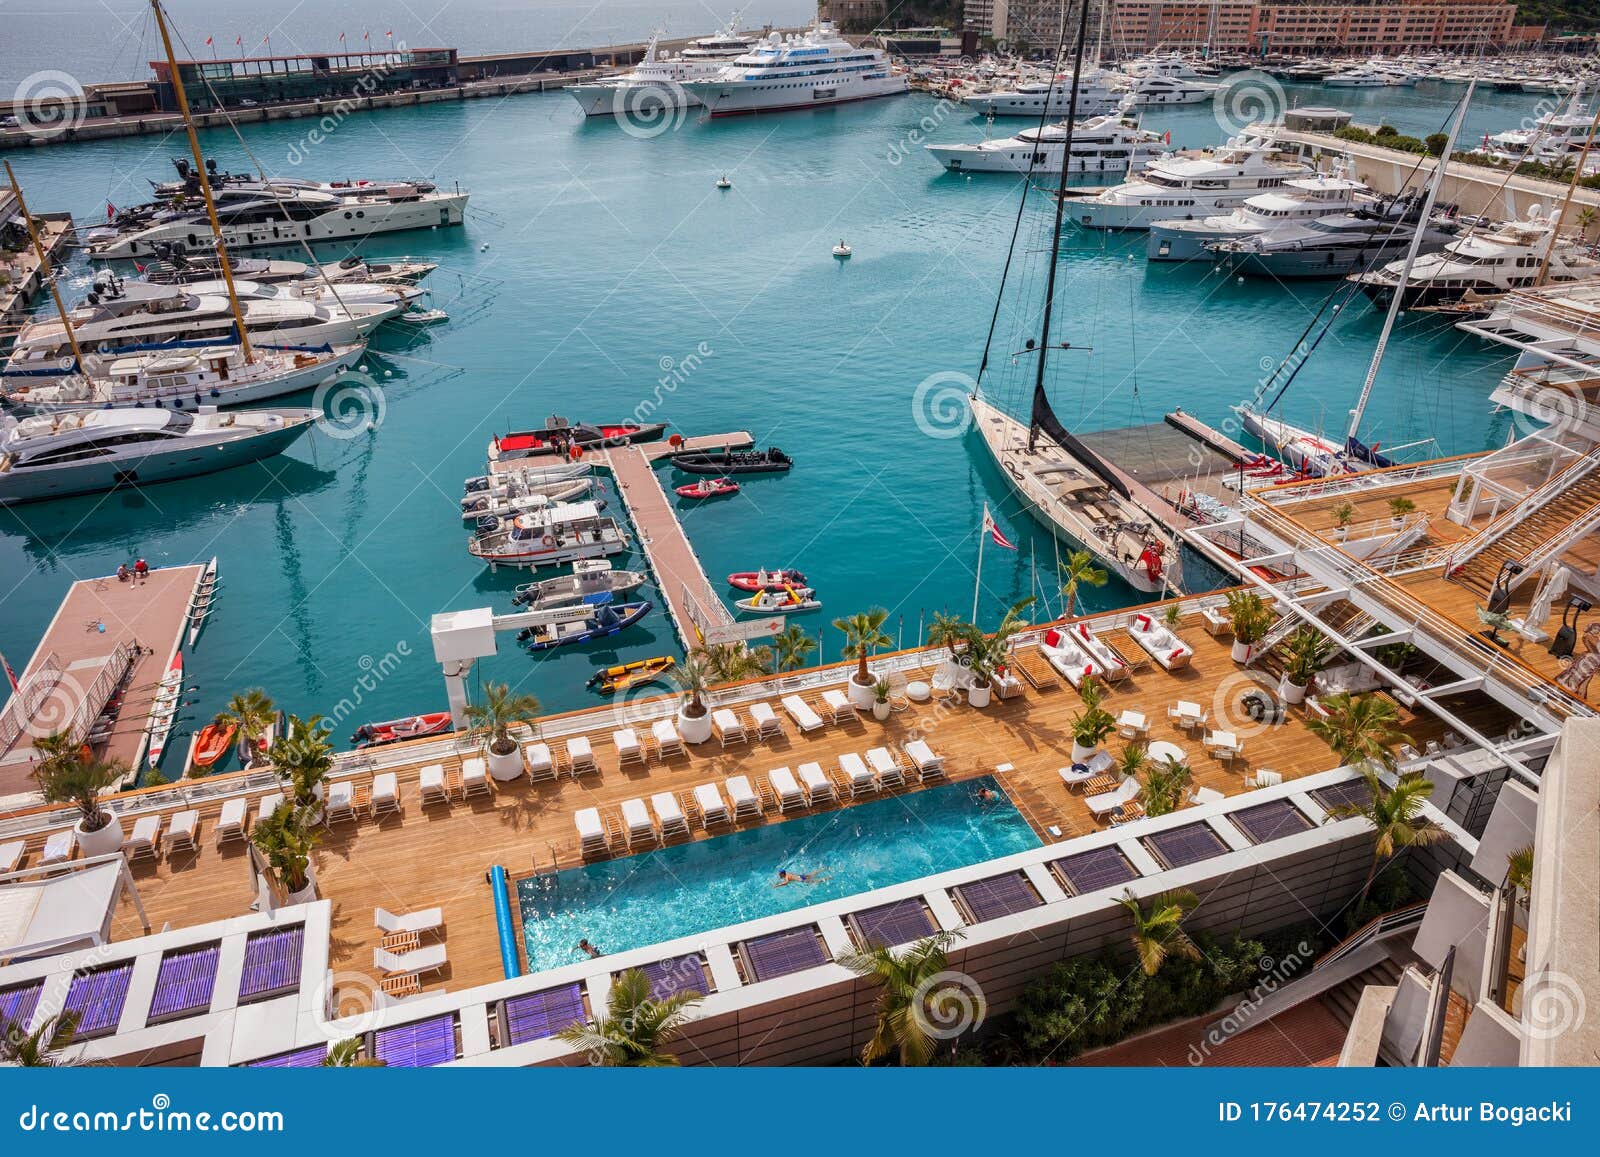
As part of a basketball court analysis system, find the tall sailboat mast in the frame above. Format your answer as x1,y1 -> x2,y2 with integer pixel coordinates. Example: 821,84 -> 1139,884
4,161 -> 86,373
1345,80 -> 1476,448
151,0 -> 253,363
1027,0 -> 1094,453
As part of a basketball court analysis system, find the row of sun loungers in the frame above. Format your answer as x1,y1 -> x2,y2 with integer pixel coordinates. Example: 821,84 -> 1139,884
1127,612 -> 1194,671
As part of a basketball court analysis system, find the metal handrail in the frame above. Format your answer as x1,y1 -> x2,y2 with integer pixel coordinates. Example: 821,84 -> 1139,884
0,653 -> 63,753
1441,442 -> 1600,571
1314,901 -> 1430,972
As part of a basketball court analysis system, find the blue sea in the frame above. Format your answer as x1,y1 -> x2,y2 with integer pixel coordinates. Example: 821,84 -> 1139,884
0,15 -> 1547,767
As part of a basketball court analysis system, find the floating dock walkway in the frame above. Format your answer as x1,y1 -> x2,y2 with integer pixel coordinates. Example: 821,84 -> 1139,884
0,564 -> 204,801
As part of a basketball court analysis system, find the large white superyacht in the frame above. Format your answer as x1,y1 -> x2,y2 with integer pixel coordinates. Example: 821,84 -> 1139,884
679,22 -> 905,115
1070,134 -> 1313,231
958,70 -> 1123,117
925,112 -> 1167,175
566,24 -> 755,117
1145,170 -> 1372,262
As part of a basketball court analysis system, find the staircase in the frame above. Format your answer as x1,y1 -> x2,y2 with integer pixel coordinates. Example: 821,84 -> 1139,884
1321,956 -> 1404,1027
1453,462 -> 1600,597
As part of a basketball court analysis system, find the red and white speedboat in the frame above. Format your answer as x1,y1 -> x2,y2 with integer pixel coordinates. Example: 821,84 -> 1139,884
351,711 -> 452,748
675,477 -> 739,500
728,568 -> 807,592
488,420 -> 667,463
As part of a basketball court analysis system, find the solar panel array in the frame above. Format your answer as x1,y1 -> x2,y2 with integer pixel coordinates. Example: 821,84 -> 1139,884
849,898 -> 936,948
238,925 -> 303,1002
1312,779 -> 1373,814
741,927 -> 828,982
953,872 -> 1040,923
63,964 -> 134,1038
245,1043 -> 329,1068
372,1013 -> 457,1067
147,944 -> 221,1022
502,983 -> 586,1046
1230,799 -> 1313,845
641,954 -> 709,1001
1053,846 -> 1139,895
1144,823 -> 1229,870
0,980 -> 44,1031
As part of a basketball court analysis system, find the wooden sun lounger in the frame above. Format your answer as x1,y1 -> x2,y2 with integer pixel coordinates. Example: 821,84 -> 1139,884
1012,646 -> 1060,690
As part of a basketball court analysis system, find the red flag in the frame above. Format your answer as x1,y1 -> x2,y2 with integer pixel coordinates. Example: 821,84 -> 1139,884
235,36 -> 242,45
0,650 -> 19,693
205,36 -> 213,45
106,202 -> 116,221
982,507 -> 1016,550
339,31 -> 346,41
363,30 -> 370,40
385,29 -> 393,37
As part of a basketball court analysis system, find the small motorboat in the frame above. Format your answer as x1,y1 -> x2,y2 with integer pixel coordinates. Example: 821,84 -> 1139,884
489,417 -> 668,462
587,655 -> 676,694
675,477 -> 740,500
513,559 -> 647,609
670,447 -> 792,475
716,175 -> 732,189
833,241 -> 852,258
145,653 -> 184,770
517,600 -> 652,651
728,568 -> 807,592
734,587 -> 821,615
460,480 -> 594,520
351,711 -> 453,749
192,721 -> 237,769
463,462 -> 591,494
395,307 -> 449,325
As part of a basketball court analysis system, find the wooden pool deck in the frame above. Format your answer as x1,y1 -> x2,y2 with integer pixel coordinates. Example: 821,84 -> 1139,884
0,565 -> 202,801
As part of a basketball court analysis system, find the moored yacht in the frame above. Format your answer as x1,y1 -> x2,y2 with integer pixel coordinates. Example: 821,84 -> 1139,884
958,71 -> 1123,118
1146,169 -> 1370,262
1474,87 -> 1598,168
140,247 -> 437,286
1071,135 -> 1313,231
1210,196 -> 1461,279
680,22 -> 905,115
1114,73 -> 1218,106
925,113 -> 1167,175
567,24 -> 755,117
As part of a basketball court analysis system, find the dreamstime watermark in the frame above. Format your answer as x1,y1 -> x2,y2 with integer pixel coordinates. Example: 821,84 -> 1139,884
285,46 -> 408,165
912,370 -> 976,439
631,340 -> 712,426
1508,374 -> 1592,442
1212,70 -> 1286,138
312,365 -> 387,439
1208,669 -> 1287,743
10,70 -> 86,140
1186,940 -> 1313,1064
886,96 -> 960,166
613,81 -> 692,140
911,969 -> 986,1040
15,1096 -> 283,1134
1520,969 -> 1587,1041
322,642 -> 413,731
313,968 -> 389,1038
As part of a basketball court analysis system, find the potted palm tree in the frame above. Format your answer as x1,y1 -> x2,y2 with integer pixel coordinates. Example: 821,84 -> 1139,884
30,733 -> 127,858
465,682 -> 542,780
1069,678 -> 1116,763
965,598 -> 1032,708
871,677 -> 893,721
556,968 -> 703,1066
772,624 -> 817,674
926,611 -> 970,660
268,715 -> 336,818
1331,501 -> 1355,541
214,688 -> 277,770
1139,756 -> 1192,817
840,930 -> 975,1065
1117,889 -> 1200,975
835,608 -> 893,709
1277,625 -> 1334,704
1224,589 -> 1273,663
1387,496 -> 1416,528
251,802 -> 320,905
1305,691 -> 1411,772
674,654 -> 714,744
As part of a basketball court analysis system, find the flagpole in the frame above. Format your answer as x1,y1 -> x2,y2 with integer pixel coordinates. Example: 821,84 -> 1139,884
972,505 -> 987,624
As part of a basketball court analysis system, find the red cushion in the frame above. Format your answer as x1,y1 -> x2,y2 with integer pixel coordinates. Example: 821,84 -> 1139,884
1083,664 -> 1093,677
1169,648 -> 1185,662
1134,613 -> 1150,629
1043,629 -> 1061,648
1076,624 -> 1091,640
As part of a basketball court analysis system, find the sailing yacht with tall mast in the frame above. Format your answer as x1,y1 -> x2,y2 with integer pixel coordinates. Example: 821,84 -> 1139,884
966,1 -> 1180,597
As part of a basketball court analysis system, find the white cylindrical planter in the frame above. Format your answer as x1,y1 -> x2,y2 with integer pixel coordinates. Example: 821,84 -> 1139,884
846,676 -> 877,709
968,684 -> 992,708
75,812 -> 124,858
678,705 -> 714,745
285,866 -> 318,905
487,743 -> 524,781
1230,639 -> 1252,664
1071,741 -> 1096,763
1279,678 -> 1307,705
872,700 -> 891,721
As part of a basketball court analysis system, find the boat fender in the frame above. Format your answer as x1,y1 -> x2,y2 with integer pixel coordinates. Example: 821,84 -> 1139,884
542,534 -> 555,547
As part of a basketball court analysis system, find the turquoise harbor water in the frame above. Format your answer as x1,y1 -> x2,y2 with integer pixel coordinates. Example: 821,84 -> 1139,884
517,776 -> 1039,972
0,77 -> 1546,763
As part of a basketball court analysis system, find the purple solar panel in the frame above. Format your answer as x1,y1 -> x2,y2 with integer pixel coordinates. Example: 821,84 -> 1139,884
741,927 -> 828,982
641,955 -> 709,1001
239,925 -> 303,1002
849,899 -> 936,948
372,1013 -> 457,1068
63,964 -> 134,1038
953,872 -> 1041,923
1230,800 -> 1313,845
1053,846 -> 1138,895
0,980 -> 44,1031
147,944 -> 220,1022
1144,823 -> 1229,869
1313,780 -> 1373,814
502,983 -> 586,1046
245,1043 -> 328,1068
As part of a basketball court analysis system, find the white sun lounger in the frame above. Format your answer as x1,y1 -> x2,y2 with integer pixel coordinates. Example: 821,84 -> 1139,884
566,736 -> 596,777
726,775 -> 761,820
622,798 -> 656,847
371,774 -> 400,818
0,840 -> 23,873
821,689 -> 855,723
866,747 -> 904,789
1085,777 -> 1142,820
374,943 -> 448,977
782,694 -> 823,733
694,782 -> 730,827
575,807 -> 607,855
768,767 -> 805,813
167,809 -> 199,852
839,752 -> 876,797
524,741 -> 556,781
123,815 -> 160,859
903,739 -> 945,780
216,797 -> 247,843
324,781 -> 355,824
713,709 -> 747,748
798,762 -> 835,805
41,829 -> 75,866
257,792 -> 284,825
420,764 -> 448,804
375,906 -> 444,935
651,792 -> 689,838
652,717 -> 685,757
613,728 -> 643,765
461,757 -> 490,797
750,702 -> 783,741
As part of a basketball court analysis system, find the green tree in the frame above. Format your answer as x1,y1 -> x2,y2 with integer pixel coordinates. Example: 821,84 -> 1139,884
1059,549 -> 1108,617
1118,889 -> 1201,976
1,1010 -> 88,1067
834,607 -> 893,688
214,688 -> 276,769
772,624 -> 817,672
1326,765 -> 1443,904
30,734 -> 126,834
251,802 -> 320,896
268,714 -> 335,810
1305,691 -> 1410,770
556,968 -> 703,1066
322,1037 -> 386,1067
1139,756 -> 1193,817
695,641 -> 768,684
464,682 -> 541,757
840,930 -> 976,1066
926,611 -> 970,659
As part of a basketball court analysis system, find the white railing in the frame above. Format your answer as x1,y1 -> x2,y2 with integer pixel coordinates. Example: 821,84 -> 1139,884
1442,443 -> 1600,573
66,641 -> 135,746
0,653 -> 63,754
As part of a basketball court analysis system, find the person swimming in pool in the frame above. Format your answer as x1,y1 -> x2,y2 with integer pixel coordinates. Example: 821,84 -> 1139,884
576,938 -> 603,959
976,786 -> 1000,803
775,868 -> 830,887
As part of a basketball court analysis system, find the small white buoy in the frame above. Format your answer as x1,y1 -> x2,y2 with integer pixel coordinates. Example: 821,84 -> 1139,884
1236,276 -> 1244,283
384,370 -> 394,379
358,364 -> 369,373
832,239 -> 852,259
480,242 -> 490,251
716,175 -> 731,189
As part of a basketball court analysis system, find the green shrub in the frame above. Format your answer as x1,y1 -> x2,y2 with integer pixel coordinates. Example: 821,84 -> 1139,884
1425,133 -> 1450,157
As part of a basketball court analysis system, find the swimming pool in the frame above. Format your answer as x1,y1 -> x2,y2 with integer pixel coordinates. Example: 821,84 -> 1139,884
517,777 -> 1039,973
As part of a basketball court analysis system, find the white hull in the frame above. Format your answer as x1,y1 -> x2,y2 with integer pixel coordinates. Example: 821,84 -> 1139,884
960,92 -> 1122,117
683,73 -> 906,116
1076,191 -> 1262,232
568,80 -> 703,116
1234,406 -> 1344,475
928,143 -> 1159,175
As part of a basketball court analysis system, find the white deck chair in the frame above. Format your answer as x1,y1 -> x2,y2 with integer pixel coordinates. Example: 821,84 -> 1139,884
566,736 -> 597,777
375,906 -> 444,935
524,742 -> 556,781
461,757 -> 491,797
821,689 -> 855,723
798,761 -> 835,805
371,773 -> 400,818
324,781 -> 356,824
215,797 -> 247,843
419,764 -> 448,804
903,739 -> 945,780
652,718 -> 684,758
257,792 -> 284,825
726,775 -> 761,821
621,798 -> 656,847
613,728 -> 643,766
694,782 -> 730,827
1085,777 -> 1142,820
1245,768 -> 1283,789
713,708 -> 747,748
41,829 -> 75,866
0,840 -> 23,873
768,767 -> 805,813
781,694 -> 823,733
839,752 -> 876,797
866,747 -> 904,789
373,943 -> 447,977
750,702 -> 783,741
651,792 -> 689,839
575,807 -> 607,855
122,815 -> 160,860
167,809 -> 199,852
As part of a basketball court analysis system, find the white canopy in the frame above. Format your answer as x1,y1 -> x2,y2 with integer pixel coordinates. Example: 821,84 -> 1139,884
0,860 -> 121,962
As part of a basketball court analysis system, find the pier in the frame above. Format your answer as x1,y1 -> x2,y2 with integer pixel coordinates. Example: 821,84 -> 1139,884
0,196 -> 73,329
0,564 -> 204,802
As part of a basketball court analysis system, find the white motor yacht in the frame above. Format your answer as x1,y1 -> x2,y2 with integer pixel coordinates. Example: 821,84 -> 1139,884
958,71 -> 1123,118
1072,135 -> 1313,231
680,22 -> 905,115
1146,170 -> 1371,262
926,113 -> 1167,175
1210,197 -> 1461,279
1115,74 -> 1218,106
567,24 -> 755,117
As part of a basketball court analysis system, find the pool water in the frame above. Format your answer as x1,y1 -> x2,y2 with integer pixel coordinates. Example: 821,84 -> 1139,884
516,776 -> 1039,973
